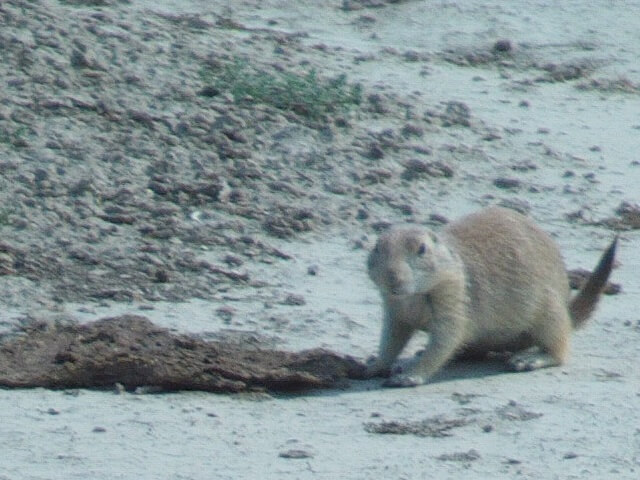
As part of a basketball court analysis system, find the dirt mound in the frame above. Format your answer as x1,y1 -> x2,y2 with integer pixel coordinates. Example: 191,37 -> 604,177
0,1 -> 465,306
0,315 -> 366,393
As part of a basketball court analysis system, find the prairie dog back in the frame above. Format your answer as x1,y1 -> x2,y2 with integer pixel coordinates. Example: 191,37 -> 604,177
442,207 -> 570,343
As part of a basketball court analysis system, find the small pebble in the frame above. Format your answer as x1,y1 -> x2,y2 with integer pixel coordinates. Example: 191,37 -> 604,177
493,39 -> 513,53
283,294 -> 306,306
493,177 -> 521,189
279,449 -> 313,459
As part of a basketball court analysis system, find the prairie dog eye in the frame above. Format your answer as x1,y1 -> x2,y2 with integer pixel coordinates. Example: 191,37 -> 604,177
417,242 -> 427,255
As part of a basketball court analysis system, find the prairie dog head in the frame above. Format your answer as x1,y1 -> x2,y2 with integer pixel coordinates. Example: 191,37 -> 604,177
368,226 -> 456,297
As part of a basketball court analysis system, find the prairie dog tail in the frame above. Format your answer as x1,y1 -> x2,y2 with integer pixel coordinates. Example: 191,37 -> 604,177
570,236 -> 618,328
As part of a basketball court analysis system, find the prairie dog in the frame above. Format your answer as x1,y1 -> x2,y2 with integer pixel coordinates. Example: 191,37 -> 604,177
366,206 -> 617,388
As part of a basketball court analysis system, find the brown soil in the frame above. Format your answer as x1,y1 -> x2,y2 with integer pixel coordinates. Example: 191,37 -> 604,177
0,315 -> 366,393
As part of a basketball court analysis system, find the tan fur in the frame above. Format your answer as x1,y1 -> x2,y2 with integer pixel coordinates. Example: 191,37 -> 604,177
366,206 -> 617,388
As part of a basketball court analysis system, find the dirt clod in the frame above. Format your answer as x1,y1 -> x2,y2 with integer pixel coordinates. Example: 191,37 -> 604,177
596,202 -> 640,231
364,416 -> 470,437
402,159 -> 454,180
279,449 -> 314,459
493,39 -> 513,53
493,177 -> 522,190
437,449 -> 481,462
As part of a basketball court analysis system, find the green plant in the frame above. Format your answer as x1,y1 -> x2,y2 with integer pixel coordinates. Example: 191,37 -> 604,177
202,59 -> 362,119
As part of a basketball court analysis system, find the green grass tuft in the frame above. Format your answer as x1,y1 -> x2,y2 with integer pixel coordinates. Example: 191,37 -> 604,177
201,59 -> 362,120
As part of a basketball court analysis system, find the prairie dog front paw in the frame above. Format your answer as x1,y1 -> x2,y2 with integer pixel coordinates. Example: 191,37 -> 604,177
383,373 -> 426,388
364,356 -> 392,378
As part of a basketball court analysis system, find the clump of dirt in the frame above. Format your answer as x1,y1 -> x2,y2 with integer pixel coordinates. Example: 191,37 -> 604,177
401,159 -> 454,181
441,40 -> 603,85
496,400 -> 543,421
596,201 -> 640,231
341,0 -> 403,11
0,315 -> 366,393
437,449 -> 481,462
577,77 -> 640,94
364,416 -> 470,437
568,201 -> 640,234
441,40 -> 517,68
538,58 -> 599,82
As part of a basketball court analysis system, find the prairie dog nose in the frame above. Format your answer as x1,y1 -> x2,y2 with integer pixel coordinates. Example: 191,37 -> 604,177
385,267 -> 408,294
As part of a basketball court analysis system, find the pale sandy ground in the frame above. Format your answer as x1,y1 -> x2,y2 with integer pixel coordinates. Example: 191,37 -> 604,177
2,1 -> 640,479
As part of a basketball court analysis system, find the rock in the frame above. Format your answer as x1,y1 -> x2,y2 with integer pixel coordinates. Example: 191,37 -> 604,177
283,293 -> 306,306
493,39 -> 513,53
496,401 -> 542,421
364,416 -> 470,438
594,201 -> 640,230
403,50 -> 420,62
437,449 -> 481,462
154,269 -> 170,283
498,198 -> 530,215
70,49 -> 90,68
428,213 -> 449,224
493,177 -> 521,190
441,101 -> 471,127
279,449 -> 313,459
198,86 -> 220,97
402,159 -> 454,180
401,123 -> 424,137
365,142 -> 385,159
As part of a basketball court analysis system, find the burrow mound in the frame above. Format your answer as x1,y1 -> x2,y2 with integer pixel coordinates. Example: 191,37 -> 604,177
0,315 -> 366,393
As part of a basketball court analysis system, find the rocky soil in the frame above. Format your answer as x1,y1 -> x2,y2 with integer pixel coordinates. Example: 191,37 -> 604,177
1,0 -> 636,311
1,0 -> 480,307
